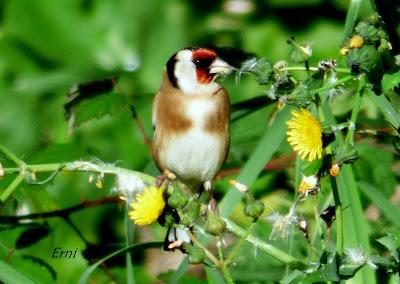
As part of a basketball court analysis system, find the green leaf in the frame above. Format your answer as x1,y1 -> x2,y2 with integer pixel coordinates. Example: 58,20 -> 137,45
0,259 -> 39,284
339,262 -> 365,277
304,262 -> 340,282
376,230 -> 400,262
160,270 -> 204,284
77,242 -> 162,284
68,91 -> 131,130
336,165 -> 376,283
280,270 -> 305,284
343,0 -> 363,40
367,89 -> 400,128
21,255 -> 57,281
205,267 -> 224,284
382,71 -> 400,92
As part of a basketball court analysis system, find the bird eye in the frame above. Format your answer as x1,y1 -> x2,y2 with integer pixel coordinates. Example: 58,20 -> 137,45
193,58 -> 212,69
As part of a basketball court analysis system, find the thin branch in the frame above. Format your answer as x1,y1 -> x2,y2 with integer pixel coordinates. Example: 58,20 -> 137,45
111,79 -> 152,153
0,196 -> 122,223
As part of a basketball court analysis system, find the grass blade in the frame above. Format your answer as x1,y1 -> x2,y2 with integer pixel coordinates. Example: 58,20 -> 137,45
0,259 -> 38,284
219,107 -> 291,217
358,181 -> 400,227
368,92 -> 400,128
336,165 -> 376,283
343,0 -> 363,40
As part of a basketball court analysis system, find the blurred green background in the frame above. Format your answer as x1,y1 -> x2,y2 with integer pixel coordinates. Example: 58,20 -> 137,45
1,0 -> 397,283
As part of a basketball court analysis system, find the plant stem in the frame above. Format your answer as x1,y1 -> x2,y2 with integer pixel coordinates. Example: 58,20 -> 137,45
0,145 -> 24,167
223,218 -> 306,269
311,75 -> 355,95
226,223 -> 254,264
125,202 -> 135,284
282,66 -> 351,74
0,196 -> 122,222
217,237 -> 235,284
345,74 -> 365,144
0,175 -> 24,202
330,177 -> 343,257
3,162 -> 155,184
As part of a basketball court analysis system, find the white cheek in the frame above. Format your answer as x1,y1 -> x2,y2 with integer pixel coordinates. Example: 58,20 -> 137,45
174,60 -> 198,93
174,50 -> 219,95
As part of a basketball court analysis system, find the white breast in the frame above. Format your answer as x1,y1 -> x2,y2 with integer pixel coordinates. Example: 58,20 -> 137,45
163,99 -> 223,184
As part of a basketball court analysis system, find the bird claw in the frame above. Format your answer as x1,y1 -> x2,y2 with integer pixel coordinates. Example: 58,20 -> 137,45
209,197 -> 219,212
155,169 -> 177,188
203,180 -> 212,191
163,169 -> 176,181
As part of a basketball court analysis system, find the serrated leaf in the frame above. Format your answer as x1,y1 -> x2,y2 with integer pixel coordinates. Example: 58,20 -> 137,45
68,91 -> 131,131
377,231 -> 400,262
15,225 -> 50,249
382,71 -> 400,92
65,79 -> 115,118
303,262 -> 340,282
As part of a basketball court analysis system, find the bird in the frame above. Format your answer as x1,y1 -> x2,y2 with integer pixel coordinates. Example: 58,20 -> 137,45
152,47 -> 233,193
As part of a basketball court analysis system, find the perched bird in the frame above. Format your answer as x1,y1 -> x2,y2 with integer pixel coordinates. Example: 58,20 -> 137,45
152,47 -> 233,192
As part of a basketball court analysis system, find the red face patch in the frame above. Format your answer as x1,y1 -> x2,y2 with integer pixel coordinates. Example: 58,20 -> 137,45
192,48 -> 217,61
192,48 -> 217,84
196,68 -> 213,84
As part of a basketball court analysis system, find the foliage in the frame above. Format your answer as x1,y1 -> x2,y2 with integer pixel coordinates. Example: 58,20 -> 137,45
1,0 -> 400,283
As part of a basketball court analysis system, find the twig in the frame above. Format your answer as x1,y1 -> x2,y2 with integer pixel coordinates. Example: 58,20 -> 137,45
3,161 -> 155,184
226,223 -> 255,264
0,196 -> 122,223
111,79 -> 152,153
217,237 -> 234,284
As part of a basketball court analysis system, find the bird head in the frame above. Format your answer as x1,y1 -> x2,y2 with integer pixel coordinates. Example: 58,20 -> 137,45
166,47 -> 233,95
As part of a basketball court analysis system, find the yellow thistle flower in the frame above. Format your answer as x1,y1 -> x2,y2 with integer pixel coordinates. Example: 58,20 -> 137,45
287,109 -> 323,161
129,186 -> 165,226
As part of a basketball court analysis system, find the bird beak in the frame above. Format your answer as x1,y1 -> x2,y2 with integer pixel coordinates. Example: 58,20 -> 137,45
209,58 -> 233,76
